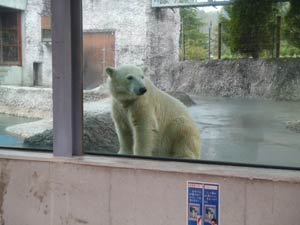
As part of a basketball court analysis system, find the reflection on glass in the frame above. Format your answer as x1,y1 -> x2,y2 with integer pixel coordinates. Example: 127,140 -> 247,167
0,2 -> 52,150
82,0 -> 300,168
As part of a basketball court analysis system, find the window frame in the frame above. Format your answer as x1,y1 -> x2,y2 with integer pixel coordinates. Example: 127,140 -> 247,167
41,15 -> 51,43
1,0 -> 300,171
0,9 -> 22,66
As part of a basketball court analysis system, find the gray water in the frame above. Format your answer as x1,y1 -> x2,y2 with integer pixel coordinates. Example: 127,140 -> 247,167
0,97 -> 300,168
0,114 -> 37,148
189,97 -> 300,167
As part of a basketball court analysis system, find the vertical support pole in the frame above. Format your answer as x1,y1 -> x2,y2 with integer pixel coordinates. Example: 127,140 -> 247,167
181,21 -> 186,61
276,16 -> 281,59
52,0 -> 83,157
17,12 -> 22,66
208,21 -> 212,60
218,23 -> 222,60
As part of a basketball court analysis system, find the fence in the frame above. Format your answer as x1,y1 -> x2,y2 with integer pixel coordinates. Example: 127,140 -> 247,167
180,15 -> 300,60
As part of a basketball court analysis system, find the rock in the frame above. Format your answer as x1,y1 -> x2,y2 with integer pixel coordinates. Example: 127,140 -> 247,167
6,119 -> 52,138
10,92 -> 194,153
286,121 -> 300,133
83,112 -> 118,153
167,91 -> 196,106
23,129 -> 53,149
24,113 -> 119,153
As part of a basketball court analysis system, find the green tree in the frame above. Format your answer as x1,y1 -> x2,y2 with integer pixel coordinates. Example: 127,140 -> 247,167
180,8 -> 207,60
219,0 -> 274,58
284,0 -> 300,48
218,5 -> 237,58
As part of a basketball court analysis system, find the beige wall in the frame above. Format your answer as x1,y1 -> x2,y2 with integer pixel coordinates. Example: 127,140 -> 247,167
0,150 -> 300,225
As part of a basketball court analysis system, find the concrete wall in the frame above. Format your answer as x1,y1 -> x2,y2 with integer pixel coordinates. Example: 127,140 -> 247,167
0,151 -> 300,225
22,0 -> 52,87
0,66 -> 23,85
0,85 -> 110,118
0,86 -> 52,118
166,58 -> 300,101
83,0 -> 148,66
82,0 -> 180,84
145,8 -> 180,89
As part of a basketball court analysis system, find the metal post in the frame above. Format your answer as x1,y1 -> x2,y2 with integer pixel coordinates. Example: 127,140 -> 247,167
52,0 -> 83,157
181,21 -> 186,61
276,16 -> 281,58
208,21 -> 212,60
218,23 -> 222,60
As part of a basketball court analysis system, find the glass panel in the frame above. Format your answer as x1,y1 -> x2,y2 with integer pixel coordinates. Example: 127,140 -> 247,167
82,0 -> 300,168
42,29 -> 51,41
0,5 -> 52,151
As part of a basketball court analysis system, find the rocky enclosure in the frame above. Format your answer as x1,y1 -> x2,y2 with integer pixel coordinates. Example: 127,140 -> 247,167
163,58 -> 300,101
3,58 -> 300,152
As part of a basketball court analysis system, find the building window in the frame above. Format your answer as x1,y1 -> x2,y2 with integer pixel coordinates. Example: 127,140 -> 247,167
41,16 -> 51,42
0,9 -> 22,65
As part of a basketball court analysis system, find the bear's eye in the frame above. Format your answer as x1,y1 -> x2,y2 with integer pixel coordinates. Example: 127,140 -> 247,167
127,76 -> 133,80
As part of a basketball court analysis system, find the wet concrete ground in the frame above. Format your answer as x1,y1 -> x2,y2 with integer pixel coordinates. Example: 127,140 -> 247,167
190,97 -> 300,167
0,97 -> 300,168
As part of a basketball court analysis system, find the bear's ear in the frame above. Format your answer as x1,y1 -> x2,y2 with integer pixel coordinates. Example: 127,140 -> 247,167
106,67 -> 116,77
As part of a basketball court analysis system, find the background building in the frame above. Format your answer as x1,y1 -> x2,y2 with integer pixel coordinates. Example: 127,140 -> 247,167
0,0 -> 180,88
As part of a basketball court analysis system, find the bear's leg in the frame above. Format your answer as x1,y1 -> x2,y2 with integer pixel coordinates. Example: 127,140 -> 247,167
132,119 -> 158,156
114,121 -> 134,155
167,120 -> 201,159
172,138 -> 200,159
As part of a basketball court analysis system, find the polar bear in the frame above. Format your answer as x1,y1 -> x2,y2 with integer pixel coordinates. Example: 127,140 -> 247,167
106,65 -> 201,159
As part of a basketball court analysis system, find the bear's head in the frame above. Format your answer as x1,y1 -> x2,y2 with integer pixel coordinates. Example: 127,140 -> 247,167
106,65 -> 147,102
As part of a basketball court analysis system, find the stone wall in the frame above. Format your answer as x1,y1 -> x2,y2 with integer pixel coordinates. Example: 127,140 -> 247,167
0,86 -> 52,118
0,85 -> 110,119
145,8 -> 180,89
166,58 -> 300,101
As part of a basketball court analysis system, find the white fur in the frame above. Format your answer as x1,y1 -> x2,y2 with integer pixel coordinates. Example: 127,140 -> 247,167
107,65 -> 201,159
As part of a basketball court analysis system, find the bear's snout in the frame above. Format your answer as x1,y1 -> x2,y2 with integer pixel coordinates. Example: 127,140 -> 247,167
137,87 -> 147,95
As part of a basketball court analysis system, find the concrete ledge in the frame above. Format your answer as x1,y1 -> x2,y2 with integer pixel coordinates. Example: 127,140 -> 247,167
0,149 -> 299,183
0,149 -> 300,225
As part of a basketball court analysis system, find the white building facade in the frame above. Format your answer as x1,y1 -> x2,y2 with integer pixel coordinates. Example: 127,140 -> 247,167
0,0 -> 180,88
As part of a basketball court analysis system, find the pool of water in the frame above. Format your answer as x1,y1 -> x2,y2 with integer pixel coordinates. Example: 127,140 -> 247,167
189,97 -> 300,167
0,114 -> 37,148
0,97 -> 300,168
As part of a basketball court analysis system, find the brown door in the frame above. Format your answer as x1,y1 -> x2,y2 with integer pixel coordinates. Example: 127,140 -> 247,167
83,31 -> 115,89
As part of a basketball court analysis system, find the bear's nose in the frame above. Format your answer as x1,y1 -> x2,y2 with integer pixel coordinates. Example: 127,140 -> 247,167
138,87 -> 147,95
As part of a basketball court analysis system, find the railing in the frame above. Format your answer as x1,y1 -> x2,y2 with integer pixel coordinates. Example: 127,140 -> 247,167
152,0 -> 290,8
152,0 -> 232,8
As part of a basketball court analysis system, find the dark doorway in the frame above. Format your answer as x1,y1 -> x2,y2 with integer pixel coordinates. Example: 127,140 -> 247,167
33,62 -> 42,86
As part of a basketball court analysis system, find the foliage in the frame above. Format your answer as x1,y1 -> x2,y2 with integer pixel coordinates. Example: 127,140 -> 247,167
284,0 -> 300,48
221,0 -> 275,58
180,8 -> 207,60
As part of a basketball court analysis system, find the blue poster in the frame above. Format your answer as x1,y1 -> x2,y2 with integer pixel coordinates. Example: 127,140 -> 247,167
203,184 -> 219,225
187,182 -> 203,225
187,181 -> 220,225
